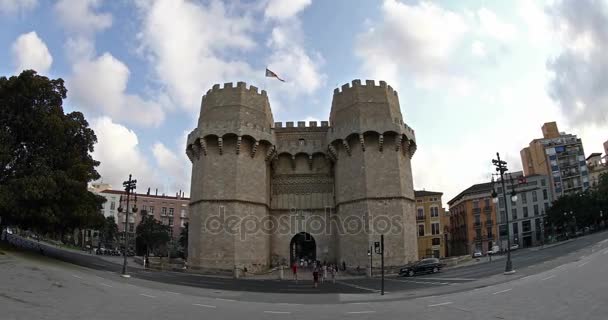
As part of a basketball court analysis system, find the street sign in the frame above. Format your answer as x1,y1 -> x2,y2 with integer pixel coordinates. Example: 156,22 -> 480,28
374,241 -> 381,254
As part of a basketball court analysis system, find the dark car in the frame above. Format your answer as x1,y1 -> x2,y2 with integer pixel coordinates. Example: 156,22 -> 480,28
399,258 -> 443,277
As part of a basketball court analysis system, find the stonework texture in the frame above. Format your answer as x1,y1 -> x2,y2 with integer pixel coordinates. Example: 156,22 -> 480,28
186,80 -> 418,272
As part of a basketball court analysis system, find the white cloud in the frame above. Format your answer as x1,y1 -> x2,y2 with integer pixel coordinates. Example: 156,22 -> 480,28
477,7 -> 518,42
471,40 -> 487,57
0,0 -> 37,14
136,0 -> 257,111
264,0 -> 311,20
152,142 -> 190,195
546,0 -> 608,126
69,53 -> 165,127
54,0 -> 112,35
356,0 -> 469,89
91,116 -> 157,191
11,31 -> 53,73
517,0 -> 553,45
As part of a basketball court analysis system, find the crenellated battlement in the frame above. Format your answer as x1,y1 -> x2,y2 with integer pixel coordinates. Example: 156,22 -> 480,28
332,79 -> 398,97
204,81 -> 267,98
273,121 -> 330,129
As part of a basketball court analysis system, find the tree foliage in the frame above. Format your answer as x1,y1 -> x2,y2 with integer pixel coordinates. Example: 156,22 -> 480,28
546,172 -> 608,231
0,70 -> 104,235
179,222 -> 188,258
100,216 -> 119,247
136,215 -> 170,256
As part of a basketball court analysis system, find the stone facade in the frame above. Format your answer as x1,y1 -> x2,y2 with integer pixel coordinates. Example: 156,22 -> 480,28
186,80 -> 418,272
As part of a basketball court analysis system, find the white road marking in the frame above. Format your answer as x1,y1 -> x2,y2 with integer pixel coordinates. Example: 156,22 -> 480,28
165,291 -> 180,295
349,302 -> 371,305
72,275 -> 83,279
541,275 -> 555,281
336,281 -> 380,293
193,303 -> 216,308
278,303 -> 301,306
387,278 -> 449,285
215,298 -> 236,302
418,277 -> 475,281
578,261 -> 589,267
100,283 -> 113,287
347,311 -> 376,314
140,294 -> 156,298
493,289 -> 512,295
264,311 -> 291,314
428,302 -> 453,307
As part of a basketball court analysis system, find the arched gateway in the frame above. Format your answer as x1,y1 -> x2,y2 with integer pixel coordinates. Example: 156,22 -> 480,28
290,232 -> 316,265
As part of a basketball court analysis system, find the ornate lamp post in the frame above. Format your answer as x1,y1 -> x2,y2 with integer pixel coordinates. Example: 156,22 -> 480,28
117,174 -> 137,278
491,152 -> 517,275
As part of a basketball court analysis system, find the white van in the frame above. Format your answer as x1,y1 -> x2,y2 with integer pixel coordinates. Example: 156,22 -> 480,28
488,246 -> 500,255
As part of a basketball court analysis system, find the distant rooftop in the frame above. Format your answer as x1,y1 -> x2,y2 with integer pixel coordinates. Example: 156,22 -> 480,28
448,182 -> 493,206
414,190 -> 443,197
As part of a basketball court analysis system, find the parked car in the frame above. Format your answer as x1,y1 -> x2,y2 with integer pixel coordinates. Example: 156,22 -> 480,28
509,244 -> 519,251
488,246 -> 500,255
473,251 -> 483,258
399,258 -> 444,277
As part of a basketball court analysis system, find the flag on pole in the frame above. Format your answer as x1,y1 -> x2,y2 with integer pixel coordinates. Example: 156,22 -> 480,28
265,68 -> 285,82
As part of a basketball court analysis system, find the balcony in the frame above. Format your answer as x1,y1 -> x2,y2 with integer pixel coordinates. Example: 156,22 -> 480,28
485,220 -> 493,226
473,222 -> 481,228
416,215 -> 426,221
472,208 -> 481,214
483,206 -> 492,213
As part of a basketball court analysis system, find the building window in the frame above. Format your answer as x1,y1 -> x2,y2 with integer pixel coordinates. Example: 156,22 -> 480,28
432,238 -> 440,246
129,223 -> 134,233
484,198 -> 490,207
512,223 -> 519,239
431,223 -> 440,235
533,204 -> 539,216
499,197 -> 505,208
541,179 -> 546,186
162,207 -> 167,216
500,211 -> 506,223
181,209 -> 186,218
499,225 -> 508,238
544,202 -> 549,211
110,202 -> 115,210
532,191 -> 538,202
417,208 -> 425,219
476,229 -> 482,239
149,206 -> 154,214
523,207 -> 529,218
418,224 -> 425,237
522,220 -> 531,233
169,208 -> 174,216
543,189 -> 548,200
512,208 -> 517,220
487,227 -> 493,238
169,219 -> 174,227
473,201 -> 479,208
521,193 -> 527,204
430,207 -> 439,218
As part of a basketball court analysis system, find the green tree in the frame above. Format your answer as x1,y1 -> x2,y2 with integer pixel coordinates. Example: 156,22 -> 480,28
179,222 -> 188,258
0,70 -> 104,237
136,215 -> 170,258
100,216 -> 119,247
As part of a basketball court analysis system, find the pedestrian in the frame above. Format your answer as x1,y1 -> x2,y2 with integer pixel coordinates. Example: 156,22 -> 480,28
342,261 -> 346,271
292,261 -> 298,282
331,264 -> 337,284
312,265 -> 319,288
322,264 -> 328,283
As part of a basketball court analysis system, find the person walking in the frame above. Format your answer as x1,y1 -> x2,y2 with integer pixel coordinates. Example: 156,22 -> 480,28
331,264 -> 337,284
312,264 -> 319,288
292,261 -> 298,282
322,264 -> 327,283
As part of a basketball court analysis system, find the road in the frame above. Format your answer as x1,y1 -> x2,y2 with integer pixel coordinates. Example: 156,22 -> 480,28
3,230 -> 608,303
2,231 -> 608,319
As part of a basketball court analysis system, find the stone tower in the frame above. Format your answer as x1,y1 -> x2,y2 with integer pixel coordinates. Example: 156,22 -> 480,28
186,82 -> 275,271
328,80 -> 418,268
186,79 -> 418,273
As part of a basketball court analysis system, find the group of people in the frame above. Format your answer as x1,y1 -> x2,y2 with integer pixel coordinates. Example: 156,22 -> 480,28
291,259 -> 340,287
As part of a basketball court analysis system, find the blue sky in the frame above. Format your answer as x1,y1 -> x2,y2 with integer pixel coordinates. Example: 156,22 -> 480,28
2,0 -> 607,205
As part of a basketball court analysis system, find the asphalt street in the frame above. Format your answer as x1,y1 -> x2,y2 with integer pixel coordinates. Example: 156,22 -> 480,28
3,230 -> 608,303
2,231 -> 608,319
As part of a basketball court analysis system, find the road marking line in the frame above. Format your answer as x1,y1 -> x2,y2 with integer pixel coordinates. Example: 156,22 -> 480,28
349,302 -> 371,305
418,277 -> 475,281
387,278 -> 449,285
100,283 -> 113,287
347,311 -> 376,314
264,311 -> 291,314
428,302 -> 453,307
493,289 -> 512,295
336,281 -> 380,293
578,261 -> 589,267
541,275 -> 555,281
140,294 -> 156,298
215,298 -> 236,302
193,303 -> 216,308
165,291 -> 180,295
72,275 -> 83,279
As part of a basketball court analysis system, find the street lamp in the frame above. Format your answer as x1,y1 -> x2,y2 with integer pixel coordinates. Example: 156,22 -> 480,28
491,152 -> 516,275
118,174 -> 137,278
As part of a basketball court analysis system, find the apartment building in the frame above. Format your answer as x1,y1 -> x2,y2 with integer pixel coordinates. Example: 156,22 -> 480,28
414,190 -> 446,259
